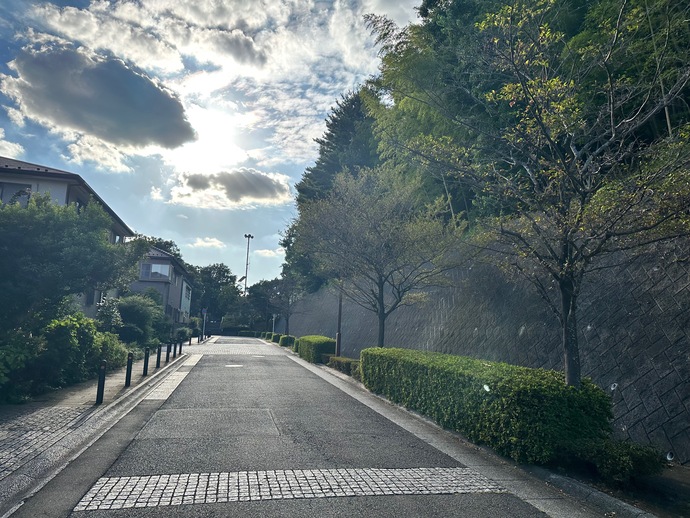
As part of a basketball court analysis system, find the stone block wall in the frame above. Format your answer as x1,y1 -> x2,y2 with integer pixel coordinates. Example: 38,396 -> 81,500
285,241 -> 690,464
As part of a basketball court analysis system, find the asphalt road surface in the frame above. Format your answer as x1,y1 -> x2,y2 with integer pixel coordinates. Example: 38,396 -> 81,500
11,337 -> 599,517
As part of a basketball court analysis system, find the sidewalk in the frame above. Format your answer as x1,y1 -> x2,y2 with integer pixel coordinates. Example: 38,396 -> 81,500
0,343 -> 195,517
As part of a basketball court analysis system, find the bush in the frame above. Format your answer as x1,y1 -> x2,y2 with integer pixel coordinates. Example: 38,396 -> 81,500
360,348 -> 611,465
328,356 -> 360,377
583,439 -> 664,484
239,330 -> 255,337
279,335 -> 296,347
271,333 -> 282,343
297,335 -> 336,363
176,327 -> 193,343
96,332 -> 129,371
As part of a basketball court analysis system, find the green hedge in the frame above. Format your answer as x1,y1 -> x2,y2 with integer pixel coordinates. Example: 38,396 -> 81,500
327,356 -> 360,377
360,348 -> 611,465
239,330 -> 255,337
297,335 -> 336,363
279,335 -> 296,347
271,333 -> 282,343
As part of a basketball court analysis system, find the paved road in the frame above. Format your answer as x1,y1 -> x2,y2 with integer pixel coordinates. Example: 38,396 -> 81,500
9,337 -> 605,517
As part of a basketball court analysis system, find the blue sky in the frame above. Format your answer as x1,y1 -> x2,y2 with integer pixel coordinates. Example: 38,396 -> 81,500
0,0 -> 417,284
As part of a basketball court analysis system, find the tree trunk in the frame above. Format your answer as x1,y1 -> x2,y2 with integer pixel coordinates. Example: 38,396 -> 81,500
285,316 -> 290,337
377,279 -> 386,347
560,278 -> 581,388
377,311 -> 386,347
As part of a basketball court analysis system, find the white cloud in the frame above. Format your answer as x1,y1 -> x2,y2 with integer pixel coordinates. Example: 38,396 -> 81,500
255,247 -> 285,258
189,237 -> 226,248
0,128 -> 24,157
150,186 -> 164,200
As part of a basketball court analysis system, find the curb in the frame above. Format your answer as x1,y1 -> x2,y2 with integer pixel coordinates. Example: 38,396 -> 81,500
316,361 -> 657,518
526,467 -> 657,518
0,353 -> 189,518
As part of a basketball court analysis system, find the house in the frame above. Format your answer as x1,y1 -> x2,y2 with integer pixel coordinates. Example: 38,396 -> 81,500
130,247 -> 192,325
0,156 -> 134,316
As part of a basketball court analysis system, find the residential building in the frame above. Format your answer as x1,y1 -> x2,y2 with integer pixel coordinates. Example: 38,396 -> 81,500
130,247 -> 192,325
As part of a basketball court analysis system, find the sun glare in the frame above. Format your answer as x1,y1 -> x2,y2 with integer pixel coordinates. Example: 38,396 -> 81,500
161,104 -> 249,175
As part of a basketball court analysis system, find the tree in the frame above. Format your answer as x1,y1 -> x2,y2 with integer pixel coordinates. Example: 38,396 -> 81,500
369,0 -> 690,385
0,194 -> 146,333
190,263 -> 241,321
294,168 -> 458,346
248,275 -> 302,335
295,88 -> 380,206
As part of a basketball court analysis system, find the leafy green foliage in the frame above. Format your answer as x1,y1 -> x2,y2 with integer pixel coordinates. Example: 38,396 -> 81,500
293,168 -> 459,346
297,335 -> 336,363
271,333 -> 282,343
278,335 -> 295,347
367,0 -> 690,385
0,194 -> 146,333
117,294 -> 167,346
360,347 -> 611,464
327,356 -> 360,377
0,313 -> 129,401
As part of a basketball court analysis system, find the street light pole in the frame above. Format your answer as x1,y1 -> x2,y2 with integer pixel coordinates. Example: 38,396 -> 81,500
243,233 -> 254,295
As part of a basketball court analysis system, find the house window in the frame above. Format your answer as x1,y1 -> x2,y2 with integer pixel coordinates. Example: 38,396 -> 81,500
140,263 -> 171,279
0,182 -> 31,207
185,285 -> 192,300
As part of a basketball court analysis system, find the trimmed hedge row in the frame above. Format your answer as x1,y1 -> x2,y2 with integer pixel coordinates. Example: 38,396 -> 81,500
360,347 -> 610,465
296,335 -> 336,363
327,356 -> 361,381
279,335 -> 296,347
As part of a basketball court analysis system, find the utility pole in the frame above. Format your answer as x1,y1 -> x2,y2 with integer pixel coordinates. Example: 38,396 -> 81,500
243,233 -> 254,295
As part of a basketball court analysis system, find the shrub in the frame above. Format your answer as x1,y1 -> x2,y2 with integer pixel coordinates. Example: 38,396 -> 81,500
239,330 -> 255,337
271,333 -> 283,343
96,332 -> 129,371
582,439 -> 665,484
297,335 -> 336,363
360,348 -> 611,465
175,327 -> 192,343
328,356 -> 360,377
279,335 -> 296,347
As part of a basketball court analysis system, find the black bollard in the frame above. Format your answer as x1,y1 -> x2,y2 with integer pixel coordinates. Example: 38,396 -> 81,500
179,340 -> 183,354
96,360 -> 107,405
156,344 -> 162,368
166,343 -> 171,363
125,352 -> 133,387
143,347 -> 150,376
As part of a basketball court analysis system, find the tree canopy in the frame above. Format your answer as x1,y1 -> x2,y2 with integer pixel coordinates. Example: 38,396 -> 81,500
366,0 -> 690,385
293,168 -> 458,346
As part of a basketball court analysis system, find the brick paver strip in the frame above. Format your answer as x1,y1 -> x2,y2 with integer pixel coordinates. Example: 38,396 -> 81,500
74,467 -> 505,510
0,406 -> 92,480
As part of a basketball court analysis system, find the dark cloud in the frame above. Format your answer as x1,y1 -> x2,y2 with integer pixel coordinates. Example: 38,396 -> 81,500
185,168 -> 290,201
214,30 -> 267,66
7,45 -> 196,148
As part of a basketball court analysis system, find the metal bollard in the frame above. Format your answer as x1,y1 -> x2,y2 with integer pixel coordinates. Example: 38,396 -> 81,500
143,347 -> 150,376
96,360 -> 107,405
125,352 -> 133,387
166,343 -> 171,363
156,344 -> 162,368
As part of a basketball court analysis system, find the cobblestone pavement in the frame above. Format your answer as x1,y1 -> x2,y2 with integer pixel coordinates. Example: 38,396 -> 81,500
0,405 -> 94,481
74,467 -> 505,511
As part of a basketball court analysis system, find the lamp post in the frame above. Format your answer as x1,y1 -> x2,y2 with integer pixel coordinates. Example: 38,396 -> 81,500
243,233 -> 254,295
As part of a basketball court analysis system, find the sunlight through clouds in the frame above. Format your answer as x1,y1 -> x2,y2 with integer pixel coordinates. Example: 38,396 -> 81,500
0,0 -> 419,281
